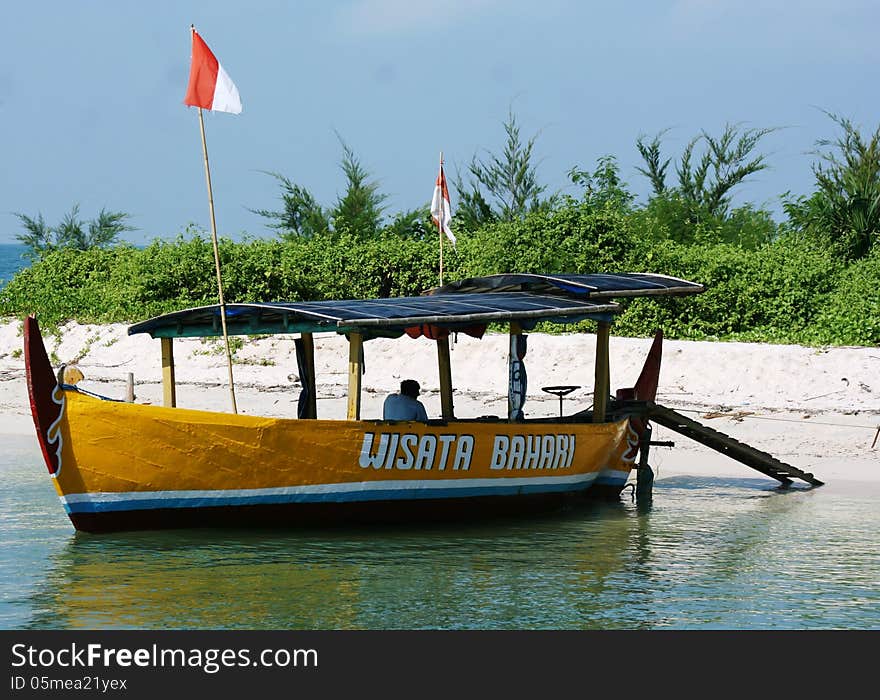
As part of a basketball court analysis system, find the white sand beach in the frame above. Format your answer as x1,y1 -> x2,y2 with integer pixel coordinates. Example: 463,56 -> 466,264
1,319 -> 877,485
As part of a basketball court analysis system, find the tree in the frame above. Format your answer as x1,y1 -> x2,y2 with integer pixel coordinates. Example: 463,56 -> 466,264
331,139 -> 387,237
635,129 -> 672,197
636,124 -> 776,218
14,212 -> 52,258
634,124 -> 777,247
14,204 -> 133,260
251,172 -> 329,239
384,207 -> 432,240
253,136 -> 421,240
784,112 -> 880,260
568,155 -> 635,212
453,110 -> 553,231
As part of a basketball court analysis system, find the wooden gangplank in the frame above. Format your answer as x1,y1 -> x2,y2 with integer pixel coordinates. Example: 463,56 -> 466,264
643,403 -> 823,487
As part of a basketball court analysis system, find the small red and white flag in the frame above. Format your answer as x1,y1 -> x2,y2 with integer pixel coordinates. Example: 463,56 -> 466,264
184,27 -> 242,114
431,162 -> 456,245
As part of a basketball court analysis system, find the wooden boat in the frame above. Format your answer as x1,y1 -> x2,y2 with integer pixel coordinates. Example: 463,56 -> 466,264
25,272 -> 704,533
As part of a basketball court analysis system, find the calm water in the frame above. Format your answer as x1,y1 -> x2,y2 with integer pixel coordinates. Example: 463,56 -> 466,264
0,244 -> 30,288
1,434 -> 878,630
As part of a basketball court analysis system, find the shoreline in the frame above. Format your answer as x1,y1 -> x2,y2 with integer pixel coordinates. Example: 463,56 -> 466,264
2,319 -> 877,485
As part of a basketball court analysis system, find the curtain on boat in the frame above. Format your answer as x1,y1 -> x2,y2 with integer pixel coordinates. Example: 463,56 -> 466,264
294,338 -> 314,420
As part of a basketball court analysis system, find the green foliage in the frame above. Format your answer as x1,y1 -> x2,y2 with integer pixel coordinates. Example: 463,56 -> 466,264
784,112 -> 880,260
677,124 -> 776,218
633,193 -> 777,249
635,125 -> 777,247
453,110 -> 553,231
1,210 -> 876,346
122,235 -> 219,314
0,246 -> 141,324
722,205 -> 779,249
453,200 -> 639,280
568,156 -> 635,212
7,114 -> 880,347
252,137 -> 389,240
612,235 -> 841,342
0,230 -> 444,326
14,212 -> 52,258
15,205 -> 134,260
635,129 -> 672,196
331,139 -> 388,238
288,231 -> 440,300
250,172 -> 329,238
384,207 -> 433,240
805,248 -> 880,345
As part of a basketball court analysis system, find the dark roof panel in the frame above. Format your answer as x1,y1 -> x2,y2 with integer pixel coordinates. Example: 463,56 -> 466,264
128,292 -> 619,339
128,272 -> 703,339
431,273 -> 704,298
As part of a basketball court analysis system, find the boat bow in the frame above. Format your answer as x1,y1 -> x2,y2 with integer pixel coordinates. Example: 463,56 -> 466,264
24,315 -> 64,476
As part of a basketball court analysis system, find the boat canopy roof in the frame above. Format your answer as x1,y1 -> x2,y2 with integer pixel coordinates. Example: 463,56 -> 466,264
127,272 -> 703,339
434,272 -> 703,298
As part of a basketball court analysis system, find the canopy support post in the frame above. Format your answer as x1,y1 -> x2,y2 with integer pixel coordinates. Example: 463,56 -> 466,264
301,332 -> 317,419
161,337 -> 176,408
437,336 -> 454,420
593,321 -> 610,423
347,332 -> 362,420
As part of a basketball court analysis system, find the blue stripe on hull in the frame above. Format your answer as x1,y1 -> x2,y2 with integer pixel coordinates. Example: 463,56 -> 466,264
595,476 -> 629,487
62,477 -> 606,514
67,488 -> 625,533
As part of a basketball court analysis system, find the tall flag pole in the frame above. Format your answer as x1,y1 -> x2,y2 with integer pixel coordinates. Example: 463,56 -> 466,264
184,25 -> 242,414
431,152 -> 456,286
438,152 -> 444,286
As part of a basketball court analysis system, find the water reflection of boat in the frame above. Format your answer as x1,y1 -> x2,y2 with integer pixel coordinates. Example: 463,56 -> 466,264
28,503 -> 637,629
24,272 -> 703,533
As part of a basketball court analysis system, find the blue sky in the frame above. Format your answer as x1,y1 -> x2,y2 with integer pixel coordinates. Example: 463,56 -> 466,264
1,1 -> 878,245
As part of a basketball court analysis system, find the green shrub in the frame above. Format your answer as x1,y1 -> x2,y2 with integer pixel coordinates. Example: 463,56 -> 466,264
805,249 -> 880,345
1,205 -> 876,346
612,236 -> 841,342
453,200 -> 640,278
0,246 -> 140,325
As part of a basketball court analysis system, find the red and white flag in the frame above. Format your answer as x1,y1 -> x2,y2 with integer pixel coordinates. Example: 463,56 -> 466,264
431,163 -> 456,245
184,28 -> 242,114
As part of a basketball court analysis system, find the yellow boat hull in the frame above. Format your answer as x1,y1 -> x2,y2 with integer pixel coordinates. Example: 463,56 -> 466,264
44,390 -> 636,532
25,317 -> 637,532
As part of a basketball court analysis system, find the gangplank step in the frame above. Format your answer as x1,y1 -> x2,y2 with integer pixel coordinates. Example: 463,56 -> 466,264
633,402 -> 824,487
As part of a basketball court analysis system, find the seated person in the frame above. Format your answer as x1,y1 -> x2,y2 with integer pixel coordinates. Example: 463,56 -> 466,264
383,379 -> 428,421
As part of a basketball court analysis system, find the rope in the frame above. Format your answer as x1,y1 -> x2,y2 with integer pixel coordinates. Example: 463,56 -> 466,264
668,406 -> 879,431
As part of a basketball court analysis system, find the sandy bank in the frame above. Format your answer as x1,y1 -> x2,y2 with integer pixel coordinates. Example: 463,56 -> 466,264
1,319 -> 877,484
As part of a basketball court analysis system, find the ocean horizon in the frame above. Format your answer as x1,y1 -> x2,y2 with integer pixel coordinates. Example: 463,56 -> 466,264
0,244 -> 30,288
